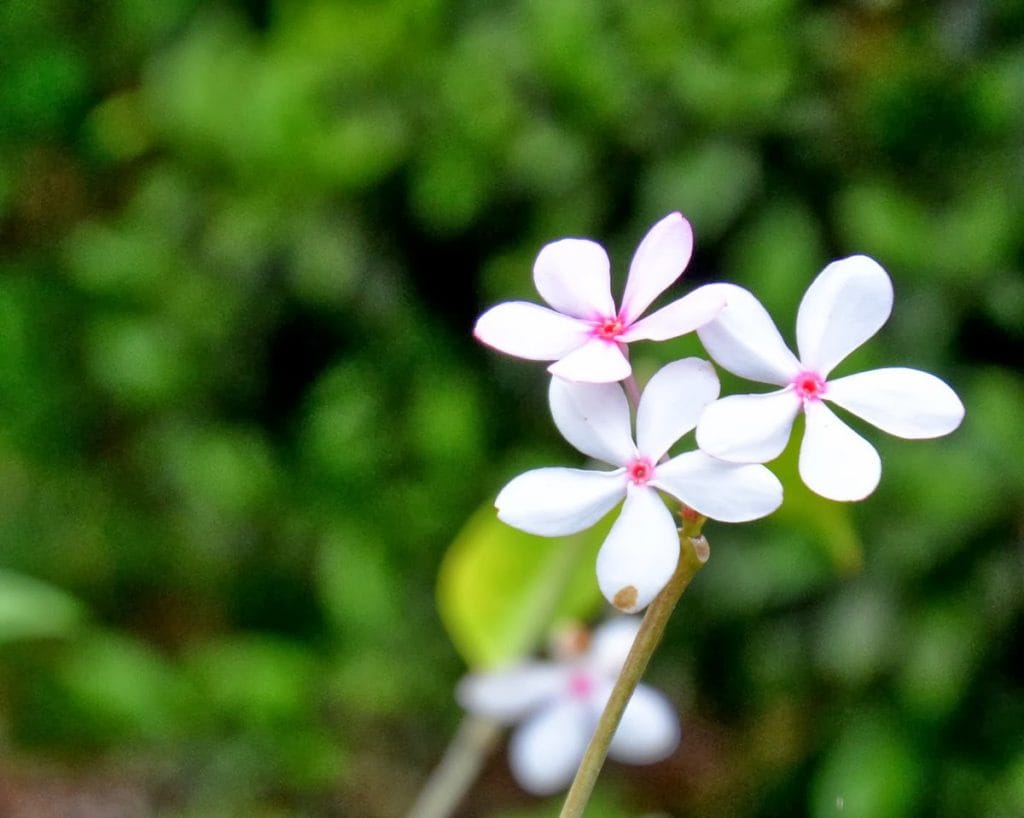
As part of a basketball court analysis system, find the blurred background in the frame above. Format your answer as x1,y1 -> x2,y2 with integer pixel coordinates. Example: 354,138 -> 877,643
0,0 -> 1022,815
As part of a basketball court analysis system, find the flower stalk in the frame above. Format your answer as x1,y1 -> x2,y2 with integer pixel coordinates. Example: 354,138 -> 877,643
559,514 -> 710,818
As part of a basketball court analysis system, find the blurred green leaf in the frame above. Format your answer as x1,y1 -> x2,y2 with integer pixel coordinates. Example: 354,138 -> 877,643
897,599 -> 982,720
0,569 -> 84,643
438,503 -> 612,669
642,142 -> 762,240
724,198 -> 826,317
56,631 -> 191,744
185,635 -> 317,729
811,712 -> 924,818
770,427 -> 864,575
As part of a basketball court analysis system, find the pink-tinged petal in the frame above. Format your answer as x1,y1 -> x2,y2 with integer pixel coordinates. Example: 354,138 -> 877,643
474,301 -> 591,360
800,400 -> 881,501
609,683 -> 680,764
533,238 -> 615,320
652,451 -> 783,522
596,487 -> 680,613
548,338 -> 631,383
456,663 -> 567,722
509,700 -> 592,795
796,255 -> 893,376
696,284 -> 801,385
586,617 -> 641,678
621,284 -> 725,342
496,467 -> 625,537
695,390 -> 800,464
826,367 -> 965,439
636,358 -> 720,460
549,377 -> 636,466
619,212 -> 694,323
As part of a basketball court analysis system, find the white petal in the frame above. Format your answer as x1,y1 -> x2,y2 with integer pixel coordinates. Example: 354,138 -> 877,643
474,302 -> 591,361
548,338 -> 631,383
696,284 -> 801,385
496,467 -> 625,537
456,663 -> 567,722
800,400 -> 881,501
533,238 -> 616,320
825,367 -> 965,439
609,683 -> 680,764
695,390 -> 800,463
652,451 -> 782,522
619,212 -> 694,324
636,358 -> 720,460
596,487 -> 680,613
549,377 -> 636,466
796,255 -> 893,376
509,700 -> 593,795
621,284 -> 725,342
586,617 -> 641,678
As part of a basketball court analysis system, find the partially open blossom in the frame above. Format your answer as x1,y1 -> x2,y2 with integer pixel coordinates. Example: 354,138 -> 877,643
495,359 -> 783,612
457,618 -> 679,795
695,255 -> 965,501
473,213 -> 725,383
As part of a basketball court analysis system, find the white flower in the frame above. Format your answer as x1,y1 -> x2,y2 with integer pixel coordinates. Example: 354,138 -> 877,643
457,618 -> 679,796
495,359 -> 783,612
695,255 -> 966,501
474,213 -> 725,383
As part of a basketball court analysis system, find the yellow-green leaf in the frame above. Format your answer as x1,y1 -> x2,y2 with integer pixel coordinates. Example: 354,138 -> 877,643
437,503 -> 613,669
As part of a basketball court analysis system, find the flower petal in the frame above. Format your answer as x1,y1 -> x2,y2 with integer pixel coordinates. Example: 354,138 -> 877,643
586,617 -> 641,677
636,358 -> 720,460
596,486 -> 680,613
509,700 -> 593,795
796,255 -> 893,376
621,283 -> 725,342
456,663 -> 567,722
533,238 -> 615,320
800,400 -> 881,501
548,338 -> 631,383
549,377 -> 636,466
695,390 -> 801,463
496,467 -> 625,537
696,284 -> 801,385
474,302 -> 591,360
825,367 -> 965,439
619,212 -> 694,324
609,683 -> 680,764
652,451 -> 782,522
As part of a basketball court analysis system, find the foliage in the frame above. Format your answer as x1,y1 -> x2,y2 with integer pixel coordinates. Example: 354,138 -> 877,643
0,0 -> 1021,815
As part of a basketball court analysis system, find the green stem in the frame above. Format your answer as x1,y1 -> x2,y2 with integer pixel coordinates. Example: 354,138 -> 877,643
559,520 -> 710,818
407,530 -> 595,818
405,715 -> 504,818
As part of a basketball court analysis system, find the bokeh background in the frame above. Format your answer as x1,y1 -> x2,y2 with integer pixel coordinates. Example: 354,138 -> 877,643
1,0 -> 1022,815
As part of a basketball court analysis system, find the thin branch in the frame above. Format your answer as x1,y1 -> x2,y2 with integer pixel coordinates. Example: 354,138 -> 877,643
559,518 -> 710,818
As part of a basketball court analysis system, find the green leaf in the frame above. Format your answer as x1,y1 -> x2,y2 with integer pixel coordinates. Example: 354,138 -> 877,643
810,711 -> 924,818
0,569 -> 84,644
769,423 -> 863,575
438,503 -> 613,669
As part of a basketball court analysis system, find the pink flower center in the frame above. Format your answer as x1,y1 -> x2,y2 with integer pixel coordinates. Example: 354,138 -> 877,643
567,671 -> 595,699
792,370 -> 827,402
627,457 -> 654,485
592,316 -> 625,341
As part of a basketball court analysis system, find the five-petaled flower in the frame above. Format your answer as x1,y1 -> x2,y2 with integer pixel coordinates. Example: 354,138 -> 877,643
495,359 -> 783,612
457,618 -> 679,795
473,212 -> 724,383
695,255 -> 965,501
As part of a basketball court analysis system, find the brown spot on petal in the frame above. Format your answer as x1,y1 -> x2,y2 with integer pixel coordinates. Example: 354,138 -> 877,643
612,585 -> 638,611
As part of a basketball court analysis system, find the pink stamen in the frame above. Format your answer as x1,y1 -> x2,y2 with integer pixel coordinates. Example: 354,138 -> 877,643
593,316 -> 625,341
792,370 -> 827,402
567,671 -> 595,698
627,456 -> 654,485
